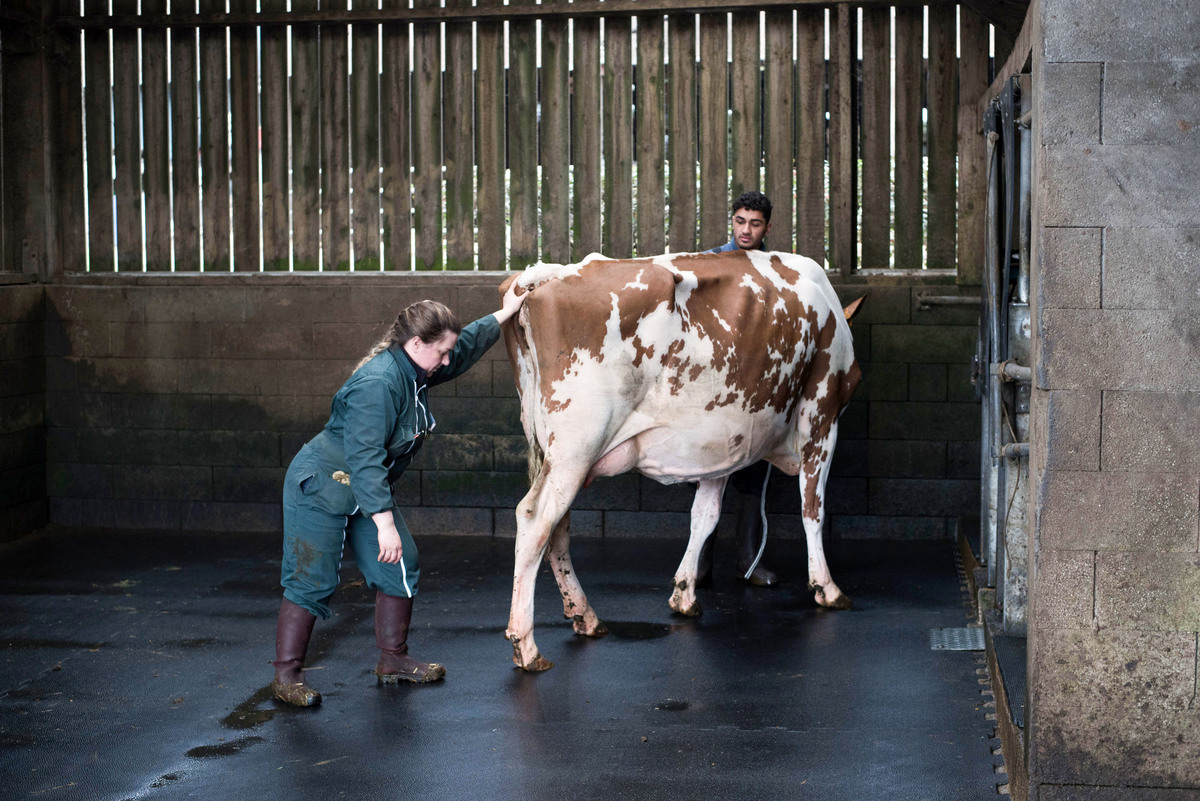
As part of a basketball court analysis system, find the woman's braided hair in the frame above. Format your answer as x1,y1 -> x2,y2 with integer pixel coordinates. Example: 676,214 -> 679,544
353,300 -> 462,373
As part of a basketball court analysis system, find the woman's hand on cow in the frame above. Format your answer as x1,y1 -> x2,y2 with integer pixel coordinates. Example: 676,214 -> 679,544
373,511 -> 404,564
493,281 -> 528,326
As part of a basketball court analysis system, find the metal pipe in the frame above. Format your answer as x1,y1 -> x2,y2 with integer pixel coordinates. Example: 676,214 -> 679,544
916,293 -> 981,309
992,360 -> 1032,384
981,125 -> 1002,586
1000,443 -> 1029,459
1017,76 -> 1032,305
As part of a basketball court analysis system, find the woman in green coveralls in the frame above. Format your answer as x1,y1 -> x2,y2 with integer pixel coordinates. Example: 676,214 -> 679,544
270,284 -> 526,707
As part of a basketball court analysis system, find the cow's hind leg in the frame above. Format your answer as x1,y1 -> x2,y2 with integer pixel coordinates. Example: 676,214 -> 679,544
506,461 -> 588,672
801,423 -> 852,610
669,477 -> 727,616
546,512 -> 608,638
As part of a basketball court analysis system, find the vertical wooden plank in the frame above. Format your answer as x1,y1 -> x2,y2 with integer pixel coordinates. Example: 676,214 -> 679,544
83,0 -> 114,271
54,0 -> 86,274
795,7 -> 824,262
322,8 -> 350,270
827,4 -> 854,275
926,4 -> 957,271
957,7 -> 991,286
170,21 -> 200,270
667,13 -> 697,253
292,1 -> 322,271
860,6 -> 891,269
507,8 -> 538,269
350,12 -> 381,270
603,17 -> 633,258
636,13 -> 665,256
893,5 -> 922,270
111,0 -> 142,271
571,12 -> 602,261
411,0 -> 442,270
141,1 -> 170,270
443,0 -> 475,270
728,9 -> 760,201
763,8 -> 793,253
261,0 -> 290,271
541,15 -> 571,264
199,0 -> 230,271
230,0 -> 259,271
698,11 -> 727,248
475,3 -> 504,269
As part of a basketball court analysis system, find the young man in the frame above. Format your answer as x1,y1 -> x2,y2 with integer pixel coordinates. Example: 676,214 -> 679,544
700,191 -> 778,587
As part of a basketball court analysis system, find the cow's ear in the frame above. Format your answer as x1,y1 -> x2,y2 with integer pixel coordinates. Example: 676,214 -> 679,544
842,295 -> 867,325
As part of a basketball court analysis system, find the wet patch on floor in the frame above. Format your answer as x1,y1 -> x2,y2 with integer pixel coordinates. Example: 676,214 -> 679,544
604,621 -> 676,640
221,686 -> 281,730
187,735 -> 265,759
654,698 -> 690,711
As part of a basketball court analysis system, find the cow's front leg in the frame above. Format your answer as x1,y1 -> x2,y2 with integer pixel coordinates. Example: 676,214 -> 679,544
669,477 -> 727,616
547,511 -> 607,637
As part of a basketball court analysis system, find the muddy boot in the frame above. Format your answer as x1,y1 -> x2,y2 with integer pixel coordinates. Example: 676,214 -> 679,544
374,592 -> 446,684
695,535 -> 715,587
270,598 -> 322,707
735,495 -> 777,587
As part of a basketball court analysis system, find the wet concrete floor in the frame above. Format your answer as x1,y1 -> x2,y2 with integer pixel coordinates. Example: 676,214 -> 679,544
1,528 -> 1003,800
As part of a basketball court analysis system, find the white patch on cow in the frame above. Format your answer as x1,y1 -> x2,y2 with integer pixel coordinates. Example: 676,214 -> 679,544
710,309 -> 733,333
519,260 -> 584,290
624,269 -> 650,291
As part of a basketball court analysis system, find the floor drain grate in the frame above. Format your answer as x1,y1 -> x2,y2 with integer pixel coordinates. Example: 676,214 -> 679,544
929,626 -> 985,651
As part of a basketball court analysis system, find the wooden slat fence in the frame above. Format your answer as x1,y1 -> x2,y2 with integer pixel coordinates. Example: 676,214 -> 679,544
50,2 -> 994,276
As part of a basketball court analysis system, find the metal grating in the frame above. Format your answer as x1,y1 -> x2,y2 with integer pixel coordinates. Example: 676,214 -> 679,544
929,627 -> 985,651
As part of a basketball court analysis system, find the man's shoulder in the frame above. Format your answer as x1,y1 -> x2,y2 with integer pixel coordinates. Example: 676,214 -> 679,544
705,238 -> 739,254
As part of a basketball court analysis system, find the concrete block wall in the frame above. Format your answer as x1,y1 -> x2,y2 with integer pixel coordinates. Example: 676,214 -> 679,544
0,279 -> 47,541
1029,0 -> 1200,796
40,271 -> 979,545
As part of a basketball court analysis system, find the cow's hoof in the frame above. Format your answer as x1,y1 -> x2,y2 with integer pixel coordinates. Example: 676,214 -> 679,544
573,615 -> 609,638
669,599 -> 702,617
520,654 -> 556,672
815,590 -> 853,610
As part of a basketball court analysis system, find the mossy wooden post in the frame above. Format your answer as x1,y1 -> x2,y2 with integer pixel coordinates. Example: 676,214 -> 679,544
412,0 -> 442,270
291,1 -> 321,271
728,8 -> 759,202
763,7 -> 793,252
443,0 -> 475,270
475,0 -> 505,270
860,6 -> 891,269
956,8 -> 991,287
508,0 -> 538,269
261,0 -> 290,271
83,0 -> 114,272
603,16 -> 633,258
636,12 -> 665,257
541,13 -> 571,265
893,5 -> 923,271
827,4 -> 854,276
697,11 -> 727,249
667,12 -> 696,253
142,1 -> 171,271
795,8 -> 825,263
111,0 -> 142,272
199,0 -> 231,271
230,0 -> 261,272
571,5 -> 602,262
350,11 -> 381,270
380,0 -> 411,271
926,4 -> 957,272
170,14 -> 200,271
321,9 -> 350,271
54,0 -> 86,275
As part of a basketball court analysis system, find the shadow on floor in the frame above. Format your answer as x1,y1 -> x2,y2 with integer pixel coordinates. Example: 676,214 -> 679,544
0,529 -> 1003,800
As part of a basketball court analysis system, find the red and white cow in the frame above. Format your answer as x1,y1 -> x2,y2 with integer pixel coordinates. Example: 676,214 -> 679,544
498,250 -> 862,671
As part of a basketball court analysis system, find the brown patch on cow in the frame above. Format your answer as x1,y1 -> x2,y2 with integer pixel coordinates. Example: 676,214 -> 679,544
631,336 -> 655,367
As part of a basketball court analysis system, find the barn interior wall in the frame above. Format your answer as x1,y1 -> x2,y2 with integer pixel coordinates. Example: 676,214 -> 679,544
0,279 -> 48,542
1029,0 -> 1200,795
33,273 -> 979,542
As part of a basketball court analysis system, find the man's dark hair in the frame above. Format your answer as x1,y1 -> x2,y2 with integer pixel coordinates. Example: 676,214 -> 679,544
732,191 -> 772,223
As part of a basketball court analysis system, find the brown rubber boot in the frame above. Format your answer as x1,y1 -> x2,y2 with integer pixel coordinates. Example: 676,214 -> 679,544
735,493 -> 777,587
374,592 -> 446,684
270,598 -> 322,707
